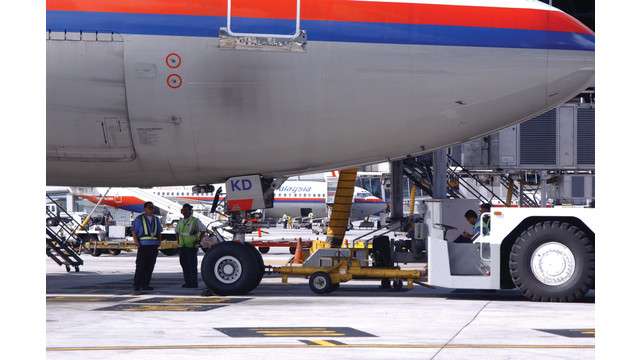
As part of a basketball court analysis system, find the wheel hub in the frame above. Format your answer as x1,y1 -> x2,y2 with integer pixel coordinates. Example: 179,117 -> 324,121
530,242 -> 576,286
214,256 -> 243,284
313,276 -> 327,290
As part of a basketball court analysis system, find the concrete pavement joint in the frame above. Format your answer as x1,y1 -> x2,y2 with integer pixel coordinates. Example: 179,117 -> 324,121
429,300 -> 491,360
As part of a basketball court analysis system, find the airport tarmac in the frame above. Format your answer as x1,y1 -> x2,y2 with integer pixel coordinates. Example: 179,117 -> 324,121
47,231 -> 594,360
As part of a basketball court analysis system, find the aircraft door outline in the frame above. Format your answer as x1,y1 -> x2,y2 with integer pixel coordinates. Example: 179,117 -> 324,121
47,39 -> 137,162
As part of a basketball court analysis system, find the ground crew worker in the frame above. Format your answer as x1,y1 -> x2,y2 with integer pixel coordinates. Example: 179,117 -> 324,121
176,204 -> 206,288
131,202 -> 163,291
281,213 -> 288,228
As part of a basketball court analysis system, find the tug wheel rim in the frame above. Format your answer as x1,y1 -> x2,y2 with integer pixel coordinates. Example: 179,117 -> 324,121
530,241 -> 576,286
312,276 -> 328,290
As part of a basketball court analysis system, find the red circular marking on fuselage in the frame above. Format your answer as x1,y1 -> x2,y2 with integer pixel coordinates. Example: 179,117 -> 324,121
166,74 -> 183,89
165,52 -> 182,68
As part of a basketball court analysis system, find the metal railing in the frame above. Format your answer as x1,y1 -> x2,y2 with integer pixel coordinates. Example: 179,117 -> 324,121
46,196 -> 84,272
46,228 -> 83,272
446,155 -> 539,207
400,154 -> 540,207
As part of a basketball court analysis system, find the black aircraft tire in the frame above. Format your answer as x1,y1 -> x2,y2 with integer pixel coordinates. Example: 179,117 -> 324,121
258,247 -> 270,254
509,221 -> 594,302
242,243 -> 265,287
201,242 -> 259,296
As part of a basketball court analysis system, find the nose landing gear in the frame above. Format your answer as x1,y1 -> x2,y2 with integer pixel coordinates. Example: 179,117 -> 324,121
200,176 -> 286,295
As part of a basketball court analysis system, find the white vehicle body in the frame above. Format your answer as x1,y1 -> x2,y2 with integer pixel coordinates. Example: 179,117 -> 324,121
428,206 -> 595,298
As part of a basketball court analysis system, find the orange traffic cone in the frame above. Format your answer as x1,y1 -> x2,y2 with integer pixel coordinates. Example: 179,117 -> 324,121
342,237 -> 349,248
293,238 -> 304,264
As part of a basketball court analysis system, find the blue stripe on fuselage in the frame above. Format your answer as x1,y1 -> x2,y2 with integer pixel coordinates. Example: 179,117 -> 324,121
46,11 -> 594,51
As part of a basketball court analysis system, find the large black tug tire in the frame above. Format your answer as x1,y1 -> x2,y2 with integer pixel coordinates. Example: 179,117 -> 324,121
201,242 -> 259,295
90,249 -> 103,257
109,249 -> 122,256
509,221 -> 594,302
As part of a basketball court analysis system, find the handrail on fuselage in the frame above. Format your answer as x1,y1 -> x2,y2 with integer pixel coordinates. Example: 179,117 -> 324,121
224,0 -> 302,39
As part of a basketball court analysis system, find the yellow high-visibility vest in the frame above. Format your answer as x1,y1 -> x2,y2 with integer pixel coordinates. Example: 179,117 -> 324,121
177,217 -> 199,248
140,215 -> 158,240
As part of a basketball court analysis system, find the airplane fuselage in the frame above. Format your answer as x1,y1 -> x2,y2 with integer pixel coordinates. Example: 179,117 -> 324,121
46,0 -> 594,186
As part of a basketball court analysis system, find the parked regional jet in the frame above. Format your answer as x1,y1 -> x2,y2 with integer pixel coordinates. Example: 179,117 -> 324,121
74,180 -> 386,220
47,0 -> 594,187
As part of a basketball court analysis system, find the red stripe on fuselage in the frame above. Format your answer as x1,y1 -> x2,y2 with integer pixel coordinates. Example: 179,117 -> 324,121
178,196 -> 217,201
78,195 -> 145,207
46,0 -> 592,34
354,198 -> 386,203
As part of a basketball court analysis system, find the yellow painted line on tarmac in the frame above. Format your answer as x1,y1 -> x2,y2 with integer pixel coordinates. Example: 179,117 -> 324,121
315,340 -> 340,347
257,331 -> 344,334
259,331 -> 344,334
47,343 -> 595,352
300,339 -> 343,346
307,340 -> 340,347
263,334 -> 345,337
249,327 -> 331,330
215,326 -> 374,338
257,330 -> 341,332
255,331 -> 342,334
95,304 -> 222,312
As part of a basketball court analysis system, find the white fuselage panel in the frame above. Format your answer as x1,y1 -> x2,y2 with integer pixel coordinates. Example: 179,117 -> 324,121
47,35 -> 593,186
